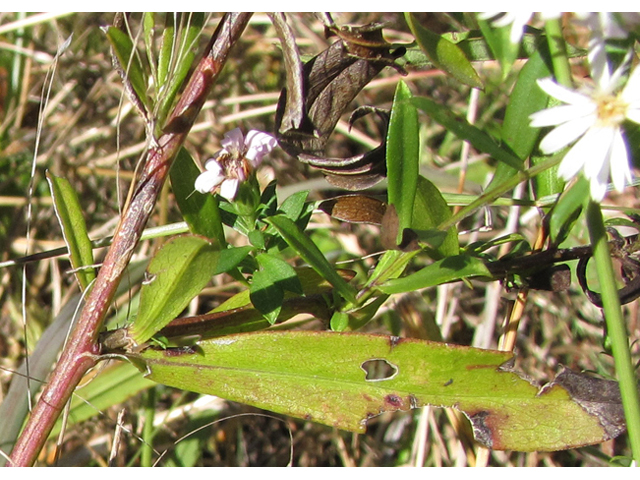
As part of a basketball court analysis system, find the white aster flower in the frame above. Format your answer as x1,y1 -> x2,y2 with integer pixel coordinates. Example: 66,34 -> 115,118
194,128 -> 277,201
529,55 -> 640,201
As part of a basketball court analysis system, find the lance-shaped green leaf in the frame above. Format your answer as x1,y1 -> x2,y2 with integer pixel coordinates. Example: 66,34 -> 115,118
378,254 -> 493,295
131,331 -> 626,451
405,13 -> 483,90
489,42 -> 553,191
130,235 -> 220,344
170,147 -> 225,245
266,214 -> 357,303
412,176 -> 459,258
104,25 -> 150,117
412,96 -> 523,171
387,81 -> 419,243
46,172 -> 96,290
549,176 -> 589,246
250,253 -> 303,325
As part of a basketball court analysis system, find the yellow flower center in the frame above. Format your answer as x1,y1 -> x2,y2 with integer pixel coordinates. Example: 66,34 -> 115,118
595,93 -> 628,126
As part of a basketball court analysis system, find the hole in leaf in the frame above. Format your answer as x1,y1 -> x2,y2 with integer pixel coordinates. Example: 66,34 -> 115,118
361,358 -> 398,382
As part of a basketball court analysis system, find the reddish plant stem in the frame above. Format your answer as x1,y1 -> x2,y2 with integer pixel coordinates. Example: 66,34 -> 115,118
8,12 -> 252,467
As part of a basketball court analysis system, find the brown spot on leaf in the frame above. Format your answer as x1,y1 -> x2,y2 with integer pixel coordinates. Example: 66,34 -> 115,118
385,394 -> 403,408
546,367 -> 628,440
467,411 -> 493,448
466,364 -> 500,371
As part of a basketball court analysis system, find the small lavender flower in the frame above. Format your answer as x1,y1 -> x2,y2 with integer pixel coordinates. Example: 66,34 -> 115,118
195,128 -> 277,201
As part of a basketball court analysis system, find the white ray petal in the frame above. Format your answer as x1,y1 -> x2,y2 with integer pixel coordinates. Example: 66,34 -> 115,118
536,78 -> 591,105
538,115 -> 594,154
529,103 -> 596,127
608,130 -> 632,192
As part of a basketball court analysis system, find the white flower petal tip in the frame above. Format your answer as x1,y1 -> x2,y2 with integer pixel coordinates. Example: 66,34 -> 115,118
219,178 -> 239,201
221,127 -> 245,151
244,130 -> 278,164
478,12 -> 559,44
194,169 -> 225,194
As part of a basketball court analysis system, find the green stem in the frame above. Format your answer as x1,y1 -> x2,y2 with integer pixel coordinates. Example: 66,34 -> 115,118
141,386 -> 156,467
544,18 -> 572,88
586,201 -> 640,463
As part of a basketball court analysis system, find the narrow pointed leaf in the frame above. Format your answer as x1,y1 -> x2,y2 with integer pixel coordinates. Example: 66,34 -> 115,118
104,25 -> 149,114
46,172 -> 96,290
157,13 -> 205,124
379,254 -> 492,294
130,235 -> 220,344
412,96 -> 523,171
170,147 -> 225,245
490,43 -> 553,190
406,13 -> 483,89
549,176 -> 588,245
131,331 -> 622,451
412,175 -> 459,257
387,81 -> 419,242
266,215 -> 357,303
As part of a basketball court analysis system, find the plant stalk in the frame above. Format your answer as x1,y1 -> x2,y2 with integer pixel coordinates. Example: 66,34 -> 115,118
586,201 -> 640,463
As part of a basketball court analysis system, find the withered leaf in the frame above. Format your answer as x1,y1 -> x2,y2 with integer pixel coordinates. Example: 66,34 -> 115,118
545,367 -> 628,441
274,18 -> 405,190
319,195 -> 387,225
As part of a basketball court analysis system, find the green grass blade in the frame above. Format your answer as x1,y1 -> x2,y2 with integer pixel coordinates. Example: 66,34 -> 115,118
46,172 -> 96,290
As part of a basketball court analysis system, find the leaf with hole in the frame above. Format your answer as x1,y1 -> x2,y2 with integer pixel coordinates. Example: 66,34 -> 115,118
130,330 -> 628,451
